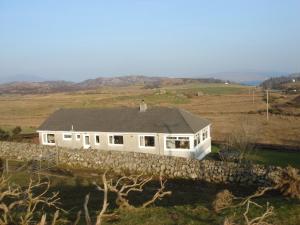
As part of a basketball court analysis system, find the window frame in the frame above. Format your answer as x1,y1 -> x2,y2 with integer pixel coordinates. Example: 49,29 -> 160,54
63,132 -> 72,141
202,128 -> 208,141
194,132 -> 202,147
108,134 -> 124,146
139,135 -> 156,148
95,134 -> 100,145
42,133 -> 56,146
75,134 -> 81,141
164,135 -> 193,151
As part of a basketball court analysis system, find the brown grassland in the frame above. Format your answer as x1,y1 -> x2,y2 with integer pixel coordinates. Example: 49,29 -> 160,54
0,83 -> 299,146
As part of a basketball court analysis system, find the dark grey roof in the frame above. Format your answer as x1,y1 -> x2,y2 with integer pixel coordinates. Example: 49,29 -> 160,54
38,107 -> 210,134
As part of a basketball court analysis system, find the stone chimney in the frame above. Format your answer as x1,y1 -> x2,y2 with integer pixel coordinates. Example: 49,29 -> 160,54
139,100 -> 147,112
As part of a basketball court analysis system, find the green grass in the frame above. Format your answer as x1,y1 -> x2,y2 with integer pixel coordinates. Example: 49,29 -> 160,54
170,83 -> 248,95
99,84 -> 248,106
248,150 -> 300,168
208,145 -> 300,168
97,92 -> 190,106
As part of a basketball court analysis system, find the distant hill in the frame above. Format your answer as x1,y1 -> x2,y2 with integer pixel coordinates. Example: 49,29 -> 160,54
260,73 -> 300,90
0,75 -> 226,94
0,81 -> 76,94
0,75 -> 45,84
78,75 -> 175,88
78,76 -> 225,89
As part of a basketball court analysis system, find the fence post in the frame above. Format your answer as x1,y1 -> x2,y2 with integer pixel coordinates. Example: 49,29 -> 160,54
56,146 -> 60,165
5,159 -> 9,174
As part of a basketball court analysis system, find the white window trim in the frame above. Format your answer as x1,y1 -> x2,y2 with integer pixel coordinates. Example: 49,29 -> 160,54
75,133 -> 81,141
164,134 -> 194,151
138,134 -> 156,148
108,134 -> 124,146
94,134 -> 100,145
42,133 -> 56,146
202,127 -> 209,141
63,132 -> 72,141
194,131 -> 202,148
83,134 -> 91,149
195,125 -> 211,148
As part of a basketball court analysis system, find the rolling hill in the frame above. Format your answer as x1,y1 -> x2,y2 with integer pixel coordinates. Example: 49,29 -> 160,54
0,76 -> 225,94
260,73 -> 300,90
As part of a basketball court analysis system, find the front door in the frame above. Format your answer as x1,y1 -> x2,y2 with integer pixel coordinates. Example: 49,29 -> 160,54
83,135 -> 90,149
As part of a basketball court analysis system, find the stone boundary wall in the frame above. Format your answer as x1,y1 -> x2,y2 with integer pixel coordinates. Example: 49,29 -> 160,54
0,141 -> 283,186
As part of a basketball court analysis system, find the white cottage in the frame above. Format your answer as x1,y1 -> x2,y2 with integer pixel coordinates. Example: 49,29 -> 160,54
37,103 -> 211,160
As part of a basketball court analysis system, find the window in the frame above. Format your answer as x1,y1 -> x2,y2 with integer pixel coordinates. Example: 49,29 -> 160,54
43,133 -> 55,145
166,136 -> 190,150
202,129 -> 208,141
140,135 -> 155,147
63,133 -> 72,140
95,135 -> 100,145
76,134 -> 81,140
108,135 -> 124,145
194,133 -> 201,147
197,134 -> 201,144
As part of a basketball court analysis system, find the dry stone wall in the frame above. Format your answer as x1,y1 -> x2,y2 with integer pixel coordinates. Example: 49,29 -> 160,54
0,141 -> 283,186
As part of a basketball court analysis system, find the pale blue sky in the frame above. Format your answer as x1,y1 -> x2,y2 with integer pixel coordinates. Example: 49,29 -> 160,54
0,0 -> 300,82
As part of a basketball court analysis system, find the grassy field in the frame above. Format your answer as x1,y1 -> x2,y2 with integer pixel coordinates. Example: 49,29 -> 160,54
209,145 -> 300,168
1,83 -> 299,224
6,169 -> 300,225
0,83 -> 299,145
172,84 -> 246,95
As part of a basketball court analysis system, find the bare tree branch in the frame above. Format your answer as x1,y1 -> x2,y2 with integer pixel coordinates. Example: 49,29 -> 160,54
215,187 -> 275,225
95,173 -> 109,225
83,193 -> 91,225
73,210 -> 82,225
142,176 -> 172,208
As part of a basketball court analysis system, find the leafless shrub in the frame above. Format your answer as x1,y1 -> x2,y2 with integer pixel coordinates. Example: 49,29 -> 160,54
218,148 -> 241,162
73,172 -> 121,225
105,173 -> 152,209
223,216 -> 237,225
215,187 -> 275,225
242,201 -> 274,225
275,166 -> 300,199
142,176 -> 172,208
221,118 -> 260,163
235,187 -> 274,208
79,172 -> 171,224
212,189 -> 234,212
216,165 -> 300,224
0,175 -> 62,225
95,173 -> 171,210
0,171 -> 172,225
95,173 -> 109,225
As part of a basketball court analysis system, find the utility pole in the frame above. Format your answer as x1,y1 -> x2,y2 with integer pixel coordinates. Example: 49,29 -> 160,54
252,88 -> 255,104
266,89 -> 269,121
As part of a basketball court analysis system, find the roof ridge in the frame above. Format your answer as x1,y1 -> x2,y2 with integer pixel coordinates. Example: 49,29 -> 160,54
38,106 -> 209,133
178,109 -> 211,133
177,108 -> 195,133
59,106 -> 173,110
